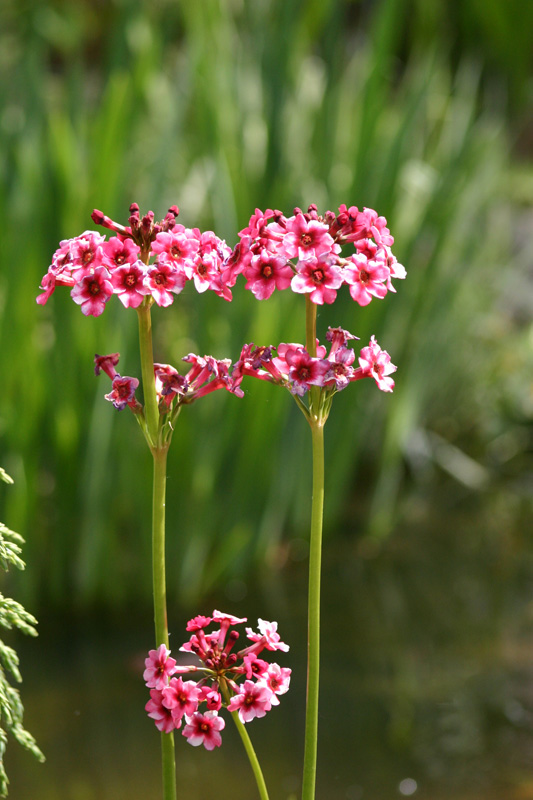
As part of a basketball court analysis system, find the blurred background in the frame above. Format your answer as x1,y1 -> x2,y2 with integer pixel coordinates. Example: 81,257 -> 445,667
1,0 -> 532,798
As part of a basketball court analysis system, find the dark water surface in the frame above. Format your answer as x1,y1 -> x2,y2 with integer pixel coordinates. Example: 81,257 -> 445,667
5,509 -> 533,800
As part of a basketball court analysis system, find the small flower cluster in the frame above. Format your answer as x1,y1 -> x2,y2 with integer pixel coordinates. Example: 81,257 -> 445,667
233,327 -> 397,397
95,352 -> 244,412
144,611 -> 291,750
37,204 -> 237,315
224,204 -> 405,305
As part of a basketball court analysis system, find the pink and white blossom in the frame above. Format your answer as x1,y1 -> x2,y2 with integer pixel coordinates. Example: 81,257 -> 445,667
70,266 -> 113,316
145,689 -> 176,733
143,644 -> 178,689
227,680 -> 273,723
182,711 -> 225,750
357,336 -> 397,392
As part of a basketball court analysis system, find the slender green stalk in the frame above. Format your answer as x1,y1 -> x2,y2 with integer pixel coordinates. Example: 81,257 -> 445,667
220,680 -> 270,800
152,445 -> 176,800
301,420 -> 325,800
137,298 -> 176,800
137,300 -> 160,447
305,296 -> 317,358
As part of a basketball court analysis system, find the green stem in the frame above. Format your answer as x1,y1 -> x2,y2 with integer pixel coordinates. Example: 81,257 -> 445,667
137,301 -> 160,447
137,297 -> 176,800
152,445 -> 176,800
305,296 -> 317,357
301,420 -> 325,800
220,681 -> 270,800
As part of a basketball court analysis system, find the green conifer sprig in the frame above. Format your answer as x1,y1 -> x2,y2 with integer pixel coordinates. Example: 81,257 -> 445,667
0,468 -> 44,797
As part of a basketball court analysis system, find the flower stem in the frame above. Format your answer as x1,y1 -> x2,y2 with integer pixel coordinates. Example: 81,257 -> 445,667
152,444 -> 176,800
137,297 -> 176,800
137,300 -> 160,448
301,420 -> 325,800
220,681 -> 270,800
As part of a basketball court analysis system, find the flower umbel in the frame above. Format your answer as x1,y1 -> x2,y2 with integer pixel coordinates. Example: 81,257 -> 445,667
143,612 -> 291,750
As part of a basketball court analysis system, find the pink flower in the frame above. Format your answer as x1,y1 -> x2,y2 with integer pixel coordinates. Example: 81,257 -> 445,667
199,687 -> 222,711
104,375 -> 140,410
291,255 -> 343,305
69,231 -> 106,278
186,615 -> 213,632
70,266 -> 113,316
111,261 -> 149,308
284,348 -> 331,396
212,610 -> 247,625
94,352 -> 120,379
382,245 -> 406,291
162,678 -> 201,723
260,664 -> 292,705
281,213 -> 335,259
182,711 -> 225,750
151,230 -> 199,264
241,653 -> 269,679
245,619 -> 290,653
227,680 -> 273,723
145,262 -> 186,306
145,689 -> 176,733
101,236 -> 140,271
143,644 -> 178,689
244,250 -> 294,300
343,254 -> 389,306
357,336 -> 397,392
324,346 -> 357,391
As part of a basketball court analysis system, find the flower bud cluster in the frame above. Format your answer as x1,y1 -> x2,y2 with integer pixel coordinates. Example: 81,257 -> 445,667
37,206 -> 237,315
233,327 -> 397,397
144,611 -> 291,750
224,204 -> 405,305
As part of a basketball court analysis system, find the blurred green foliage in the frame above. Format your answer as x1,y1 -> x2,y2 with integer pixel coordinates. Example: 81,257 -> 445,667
0,0 -> 531,611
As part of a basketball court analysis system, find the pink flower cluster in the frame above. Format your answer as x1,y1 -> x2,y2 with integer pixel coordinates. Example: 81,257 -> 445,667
37,205 -> 237,315
225,204 -> 405,305
144,611 -> 291,750
95,351 -> 244,412
233,327 -> 397,396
